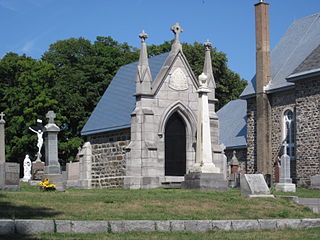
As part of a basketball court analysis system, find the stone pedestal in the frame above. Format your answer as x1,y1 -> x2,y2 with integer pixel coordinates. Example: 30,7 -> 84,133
43,111 -> 64,191
275,153 -> 296,192
182,173 -> 228,191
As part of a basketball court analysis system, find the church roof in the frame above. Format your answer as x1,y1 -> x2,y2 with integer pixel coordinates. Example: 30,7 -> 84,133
217,99 -> 247,149
81,53 -> 169,135
241,13 -> 320,98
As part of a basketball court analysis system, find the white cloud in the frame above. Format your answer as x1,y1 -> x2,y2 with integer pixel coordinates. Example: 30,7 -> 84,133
21,39 -> 36,53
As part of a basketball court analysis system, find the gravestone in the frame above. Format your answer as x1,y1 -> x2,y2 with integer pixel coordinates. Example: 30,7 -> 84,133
31,160 -> 45,180
66,162 -> 80,188
43,111 -> 64,191
240,174 -> 274,197
0,112 -> 20,191
79,142 -> 92,189
311,175 -> 320,189
275,142 -> 296,192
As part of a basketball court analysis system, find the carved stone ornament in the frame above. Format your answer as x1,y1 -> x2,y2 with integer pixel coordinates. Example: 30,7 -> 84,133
168,68 -> 188,91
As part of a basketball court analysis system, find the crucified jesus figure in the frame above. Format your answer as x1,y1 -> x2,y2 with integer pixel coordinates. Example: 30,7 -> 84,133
29,127 -> 43,156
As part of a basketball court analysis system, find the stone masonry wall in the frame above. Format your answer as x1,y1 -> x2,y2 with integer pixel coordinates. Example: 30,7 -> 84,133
270,90 -> 296,182
88,129 -> 130,188
295,77 -> 320,186
246,98 -> 257,173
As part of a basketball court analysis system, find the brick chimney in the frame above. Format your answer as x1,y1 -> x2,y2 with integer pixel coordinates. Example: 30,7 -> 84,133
255,1 -> 272,178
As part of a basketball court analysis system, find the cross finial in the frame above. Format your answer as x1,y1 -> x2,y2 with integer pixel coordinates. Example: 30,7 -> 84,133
0,112 -> 5,124
171,23 -> 183,42
283,140 -> 288,156
204,40 -> 212,51
139,30 -> 148,42
46,110 -> 56,124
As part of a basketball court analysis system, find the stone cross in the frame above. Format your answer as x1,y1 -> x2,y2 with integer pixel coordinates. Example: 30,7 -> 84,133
139,30 -> 148,42
46,111 -> 56,124
283,140 -> 288,156
171,23 -> 183,42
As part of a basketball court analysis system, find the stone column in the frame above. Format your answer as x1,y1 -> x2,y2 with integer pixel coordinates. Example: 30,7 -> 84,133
43,110 -> 64,191
191,73 -> 220,173
275,141 -> 296,192
0,112 -> 5,163
182,74 -> 228,191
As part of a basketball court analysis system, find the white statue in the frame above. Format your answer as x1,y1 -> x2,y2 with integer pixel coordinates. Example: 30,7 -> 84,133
22,154 -> 32,182
29,127 -> 43,157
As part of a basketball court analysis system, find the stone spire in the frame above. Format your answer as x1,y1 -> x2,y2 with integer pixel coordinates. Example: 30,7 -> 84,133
171,23 -> 183,51
136,30 -> 152,95
203,41 -> 216,89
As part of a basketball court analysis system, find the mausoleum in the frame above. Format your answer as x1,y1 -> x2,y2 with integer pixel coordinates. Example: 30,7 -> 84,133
81,24 -> 226,189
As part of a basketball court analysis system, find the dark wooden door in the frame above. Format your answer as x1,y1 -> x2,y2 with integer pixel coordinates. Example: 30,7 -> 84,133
165,112 -> 186,176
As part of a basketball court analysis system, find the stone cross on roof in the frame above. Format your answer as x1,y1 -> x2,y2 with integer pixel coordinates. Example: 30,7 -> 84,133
0,112 -> 5,124
139,30 -> 148,42
46,110 -> 56,124
171,23 -> 183,42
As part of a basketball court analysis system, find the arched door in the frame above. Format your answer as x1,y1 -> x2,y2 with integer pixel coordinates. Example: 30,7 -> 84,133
165,112 -> 186,176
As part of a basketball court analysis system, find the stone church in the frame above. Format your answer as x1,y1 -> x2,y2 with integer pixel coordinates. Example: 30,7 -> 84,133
81,24 -> 226,189
217,2 -> 320,186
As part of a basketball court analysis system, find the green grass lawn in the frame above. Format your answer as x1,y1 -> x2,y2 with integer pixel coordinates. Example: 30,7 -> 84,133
5,228 -> 320,240
0,183 -> 319,221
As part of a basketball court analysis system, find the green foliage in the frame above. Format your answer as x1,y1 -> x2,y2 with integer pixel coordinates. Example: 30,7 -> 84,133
0,36 -> 246,164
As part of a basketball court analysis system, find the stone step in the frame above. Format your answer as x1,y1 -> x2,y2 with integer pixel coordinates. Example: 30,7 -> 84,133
161,181 -> 182,189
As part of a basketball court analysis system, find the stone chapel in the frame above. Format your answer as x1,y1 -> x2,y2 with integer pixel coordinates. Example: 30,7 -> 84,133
81,24 -> 226,189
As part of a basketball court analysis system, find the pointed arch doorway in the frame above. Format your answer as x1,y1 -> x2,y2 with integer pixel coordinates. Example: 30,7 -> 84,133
165,112 -> 186,176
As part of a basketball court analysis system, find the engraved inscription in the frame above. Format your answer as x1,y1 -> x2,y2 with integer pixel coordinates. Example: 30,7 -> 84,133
169,68 -> 188,91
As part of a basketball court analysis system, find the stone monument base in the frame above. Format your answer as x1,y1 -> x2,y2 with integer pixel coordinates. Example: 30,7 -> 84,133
43,173 -> 64,192
275,183 -> 296,192
0,162 -> 20,191
181,172 -> 228,191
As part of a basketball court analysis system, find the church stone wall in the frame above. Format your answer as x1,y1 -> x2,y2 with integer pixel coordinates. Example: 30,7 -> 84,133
295,77 -> 320,186
269,90 -> 296,182
88,129 -> 130,188
246,98 -> 257,174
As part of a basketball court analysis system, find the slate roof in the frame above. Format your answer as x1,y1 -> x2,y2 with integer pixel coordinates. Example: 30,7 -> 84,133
241,13 -> 320,98
81,53 -> 169,135
216,99 -> 247,149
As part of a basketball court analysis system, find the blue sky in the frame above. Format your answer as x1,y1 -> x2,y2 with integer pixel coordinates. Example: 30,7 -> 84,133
0,0 -> 319,81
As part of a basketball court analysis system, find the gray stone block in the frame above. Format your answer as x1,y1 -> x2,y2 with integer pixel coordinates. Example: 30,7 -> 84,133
109,221 -> 125,233
71,220 -> 108,233
170,220 -> 185,231
123,220 -> 155,232
0,219 -> 14,235
155,221 -> 170,232
55,220 -> 72,233
184,220 -> 211,232
211,220 -> 232,231
231,220 -> 260,231
15,220 -> 54,234
182,173 -> 228,191
258,219 -> 277,230
300,218 -> 320,229
276,219 -> 301,229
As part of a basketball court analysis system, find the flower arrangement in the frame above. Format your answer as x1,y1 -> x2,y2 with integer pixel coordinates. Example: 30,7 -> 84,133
39,178 -> 56,191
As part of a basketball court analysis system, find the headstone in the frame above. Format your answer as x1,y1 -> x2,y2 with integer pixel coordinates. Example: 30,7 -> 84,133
21,154 -> 32,182
43,110 -> 64,191
240,174 -> 274,197
229,151 -> 240,188
310,175 -> 320,189
275,141 -> 296,192
0,113 -> 20,190
66,162 -> 80,188
31,161 -> 45,180
79,142 -> 92,189
182,72 -> 227,191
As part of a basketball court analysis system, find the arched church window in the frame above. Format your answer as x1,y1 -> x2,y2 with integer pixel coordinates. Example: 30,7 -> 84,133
283,109 -> 295,160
